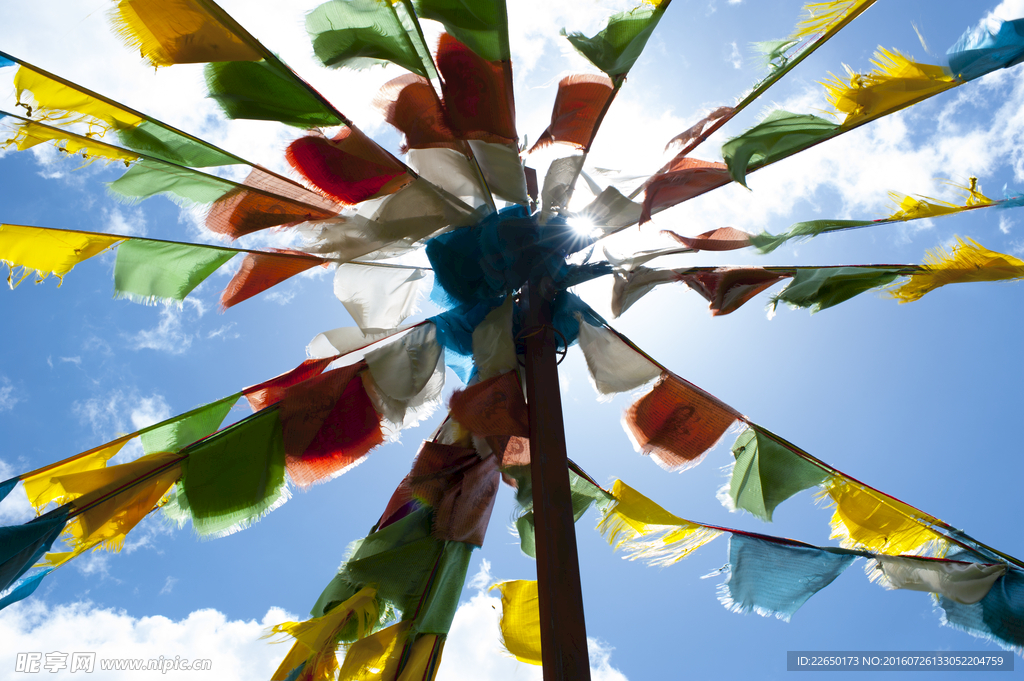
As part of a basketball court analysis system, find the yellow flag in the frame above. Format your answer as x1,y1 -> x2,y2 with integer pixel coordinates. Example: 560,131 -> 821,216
3,120 -> 140,167
396,634 -> 441,681
491,580 -> 542,666
788,0 -> 878,41
336,621 -> 411,681
597,479 -> 722,566
822,48 -> 959,127
821,477 -> 945,555
891,237 -> 1024,303
267,587 -> 379,681
22,439 -> 129,512
42,452 -> 183,565
885,192 -> 962,222
110,0 -> 262,67
14,65 -> 143,132
1,224 -> 123,287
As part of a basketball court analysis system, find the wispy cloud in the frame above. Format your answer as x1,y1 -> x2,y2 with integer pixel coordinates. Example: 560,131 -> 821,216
726,41 -> 743,69
104,206 -> 148,237
159,577 -> 178,596
60,356 -> 82,366
127,302 -> 205,355
0,376 -> 20,412
73,389 -> 170,440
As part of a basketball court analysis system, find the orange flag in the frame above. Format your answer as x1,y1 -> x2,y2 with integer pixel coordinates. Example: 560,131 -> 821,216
530,74 -> 614,152
641,158 -> 731,223
220,249 -> 327,309
449,370 -> 529,438
436,34 -> 516,144
375,74 -> 459,152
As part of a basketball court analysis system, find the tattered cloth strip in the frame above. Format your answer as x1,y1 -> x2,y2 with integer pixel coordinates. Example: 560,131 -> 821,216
306,0 -> 427,76
623,372 -> 741,471
820,477 -> 946,555
365,323 -> 444,403
948,17 -> 1024,82
563,0 -> 670,77
770,266 -> 902,313
375,75 -> 458,152
383,441 -> 500,546
725,428 -> 827,522
110,0 -> 261,66
414,0 -> 510,62
335,263 -> 428,333
940,568 -> 1024,654
721,110 -> 838,187
0,223 -> 121,287
12,61 -> 238,168
719,533 -> 858,621
243,357 -> 335,412
0,507 -> 68,595
577,320 -> 661,398
640,158 -> 731,224
267,586 -> 381,681
578,187 -> 643,234
530,74 -> 614,152
822,48 -> 959,128
436,34 -> 517,144
662,227 -> 753,252
872,555 -> 1005,605
107,158 -> 233,205
886,192 -> 966,221
492,580 -> 541,665
167,409 -> 288,537
1,115 -> 139,165
287,127 -> 410,205
44,451 -> 183,565
139,394 -> 238,455
598,480 -> 722,566
665,106 -> 734,151
681,268 -> 791,315
749,219 -> 873,254
207,166 -> 342,239
505,463 -> 612,558
430,300 -> 505,382
336,620 -> 414,680
113,238 -> 236,305
449,371 -> 529,438
468,140 -> 529,205
890,237 -> 1024,304
276,363 -> 384,488
221,249 -> 326,309
471,296 -> 516,382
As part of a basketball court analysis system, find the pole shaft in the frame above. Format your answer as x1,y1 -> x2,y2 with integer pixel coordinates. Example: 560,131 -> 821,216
522,279 -> 591,681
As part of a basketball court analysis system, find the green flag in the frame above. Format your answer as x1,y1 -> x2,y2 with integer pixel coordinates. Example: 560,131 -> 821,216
722,110 -> 839,187
772,267 -> 902,313
205,60 -> 342,128
307,0 -> 427,76
113,239 -> 235,304
750,219 -> 873,254
563,2 -> 668,77
140,394 -> 241,455
728,428 -> 827,522
413,0 -> 510,61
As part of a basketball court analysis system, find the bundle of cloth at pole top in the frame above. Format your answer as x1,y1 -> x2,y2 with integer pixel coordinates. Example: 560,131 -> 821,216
2,0 -> 1024,677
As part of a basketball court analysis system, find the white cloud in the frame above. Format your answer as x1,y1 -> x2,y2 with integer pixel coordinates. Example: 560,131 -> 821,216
1000,214 -> 1014,234
159,577 -> 179,596
104,206 -> 148,238
59,356 -> 81,366
130,395 -> 172,431
127,305 -> 197,355
73,389 -> 169,441
0,600 -> 293,681
0,376 -> 19,412
726,41 -> 743,69
0,460 -> 35,525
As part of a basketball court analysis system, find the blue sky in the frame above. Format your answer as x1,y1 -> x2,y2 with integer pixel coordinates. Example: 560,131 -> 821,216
1,0 -> 1023,679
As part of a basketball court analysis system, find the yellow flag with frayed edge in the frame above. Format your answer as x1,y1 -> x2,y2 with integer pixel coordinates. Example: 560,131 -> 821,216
21,440 -> 129,512
818,477 -> 946,555
110,0 -> 262,68
14,65 -> 143,133
597,479 -> 722,566
1,224 -> 123,288
891,237 -> 1024,303
951,177 -> 995,207
266,587 -> 379,681
885,192 -> 962,222
2,119 -> 140,166
822,47 -> 959,127
41,452 -> 183,567
490,580 -> 542,666
788,0 -> 878,41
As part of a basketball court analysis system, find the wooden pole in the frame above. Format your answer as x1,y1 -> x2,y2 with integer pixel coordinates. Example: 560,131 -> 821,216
522,277 -> 592,681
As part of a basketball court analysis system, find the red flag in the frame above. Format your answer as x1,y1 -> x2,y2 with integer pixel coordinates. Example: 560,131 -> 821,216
680,268 -> 790,316
375,74 -> 459,152
220,249 -> 327,310
662,227 -> 753,252
286,127 -> 410,205
436,33 -> 516,144
530,74 -> 614,152
206,166 -> 340,239
449,371 -> 529,438
641,158 -> 731,224
624,372 -> 740,471
276,364 -> 384,486
243,356 -> 335,412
